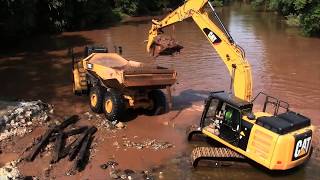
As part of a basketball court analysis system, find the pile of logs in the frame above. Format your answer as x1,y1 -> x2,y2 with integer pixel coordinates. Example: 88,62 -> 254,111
24,115 -> 97,172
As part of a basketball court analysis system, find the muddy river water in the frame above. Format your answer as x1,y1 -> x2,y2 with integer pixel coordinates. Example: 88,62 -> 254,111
1,2 -> 319,180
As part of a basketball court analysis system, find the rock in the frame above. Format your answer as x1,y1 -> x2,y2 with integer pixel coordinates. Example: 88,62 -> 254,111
115,122 -> 125,129
100,164 -> 108,169
163,121 -> 169,126
122,138 -> 174,150
0,160 -> 23,179
120,174 -> 127,179
110,170 -> 120,179
141,170 -> 154,180
106,160 -> 119,167
124,169 -> 135,175
0,100 -> 53,142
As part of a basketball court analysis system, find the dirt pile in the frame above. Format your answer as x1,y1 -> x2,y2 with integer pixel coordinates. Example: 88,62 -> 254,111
150,35 -> 183,57
0,100 -> 53,142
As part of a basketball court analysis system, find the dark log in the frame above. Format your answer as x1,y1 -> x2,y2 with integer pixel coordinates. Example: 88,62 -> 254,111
56,115 -> 79,130
51,131 -> 64,163
25,128 -> 56,161
48,126 -> 88,142
64,126 -> 88,137
59,137 -> 78,159
68,126 -> 97,161
73,127 -> 97,171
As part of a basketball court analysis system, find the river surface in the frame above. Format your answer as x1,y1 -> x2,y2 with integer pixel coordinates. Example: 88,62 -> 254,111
0,2 -> 319,179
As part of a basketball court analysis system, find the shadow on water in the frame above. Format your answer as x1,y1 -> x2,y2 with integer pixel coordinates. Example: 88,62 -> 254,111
0,33 -> 94,103
172,89 -> 213,110
1,34 -> 94,56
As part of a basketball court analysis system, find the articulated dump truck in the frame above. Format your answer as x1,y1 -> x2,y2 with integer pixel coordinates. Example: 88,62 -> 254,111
72,46 -> 177,121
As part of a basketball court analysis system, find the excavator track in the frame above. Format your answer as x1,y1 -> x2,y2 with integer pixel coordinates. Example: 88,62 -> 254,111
186,125 -> 204,141
191,147 -> 245,168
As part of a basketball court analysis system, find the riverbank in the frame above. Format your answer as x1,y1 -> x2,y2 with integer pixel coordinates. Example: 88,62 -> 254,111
0,99 -> 201,179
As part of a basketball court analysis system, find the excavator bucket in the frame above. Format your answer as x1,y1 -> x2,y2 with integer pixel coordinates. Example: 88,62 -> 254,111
149,35 -> 183,57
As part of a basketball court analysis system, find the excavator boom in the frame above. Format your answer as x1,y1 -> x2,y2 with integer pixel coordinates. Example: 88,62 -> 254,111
146,0 -> 252,101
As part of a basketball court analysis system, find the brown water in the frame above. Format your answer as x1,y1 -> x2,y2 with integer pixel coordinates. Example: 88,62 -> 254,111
0,2 -> 319,179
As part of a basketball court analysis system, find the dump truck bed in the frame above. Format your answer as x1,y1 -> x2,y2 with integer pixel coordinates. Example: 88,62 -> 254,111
82,53 -> 176,89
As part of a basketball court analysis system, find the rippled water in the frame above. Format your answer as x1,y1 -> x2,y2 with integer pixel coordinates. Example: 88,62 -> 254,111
90,3 -> 320,123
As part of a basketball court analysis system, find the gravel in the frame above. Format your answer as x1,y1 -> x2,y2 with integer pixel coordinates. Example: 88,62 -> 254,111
0,100 -> 53,142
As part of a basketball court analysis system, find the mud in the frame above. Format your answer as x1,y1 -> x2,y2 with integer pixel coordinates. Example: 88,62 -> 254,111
0,1 -> 319,179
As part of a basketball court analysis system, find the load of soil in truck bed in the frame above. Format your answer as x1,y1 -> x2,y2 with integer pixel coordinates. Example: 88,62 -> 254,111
86,53 -> 177,88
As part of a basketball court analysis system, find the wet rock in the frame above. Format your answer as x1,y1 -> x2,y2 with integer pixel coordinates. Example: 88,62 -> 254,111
124,169 -> 135,175
120,174 -> 127,179
110,169 -> 121,179
100,164 -> 108,169
115,122 -> 126,129
84,112 -> 93,120
141,170 -> 154,180
107,160 -> 119,167
122,138 -> 174,150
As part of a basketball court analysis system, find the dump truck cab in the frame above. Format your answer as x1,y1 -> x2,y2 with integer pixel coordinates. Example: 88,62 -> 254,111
199,91 -> 314,170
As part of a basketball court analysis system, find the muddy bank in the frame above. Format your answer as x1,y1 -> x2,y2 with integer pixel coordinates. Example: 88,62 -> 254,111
1,100 -> 319,179
0,100 -> 197,179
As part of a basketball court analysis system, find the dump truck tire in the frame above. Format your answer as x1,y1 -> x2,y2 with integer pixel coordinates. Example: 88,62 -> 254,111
146,90 -> 167,115
89,86 -> 104,113
103,89 -> 126,122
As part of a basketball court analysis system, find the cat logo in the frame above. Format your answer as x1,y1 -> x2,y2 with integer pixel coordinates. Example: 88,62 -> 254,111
292,133 -> 312,160
203,28 -> 221,44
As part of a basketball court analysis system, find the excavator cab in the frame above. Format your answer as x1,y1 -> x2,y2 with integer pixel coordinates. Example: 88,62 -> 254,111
189,91 -> 313,170
200,91 -> 253,146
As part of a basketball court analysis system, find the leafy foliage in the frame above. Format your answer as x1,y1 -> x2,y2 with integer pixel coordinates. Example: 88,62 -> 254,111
0,0 -> 183,43
251,0 -> 320,36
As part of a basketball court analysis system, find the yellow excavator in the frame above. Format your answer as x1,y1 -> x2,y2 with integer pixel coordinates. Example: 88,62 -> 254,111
146,0 -> 314,170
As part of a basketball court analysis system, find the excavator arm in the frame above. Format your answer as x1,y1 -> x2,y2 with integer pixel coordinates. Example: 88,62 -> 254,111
146,0 -> 252,101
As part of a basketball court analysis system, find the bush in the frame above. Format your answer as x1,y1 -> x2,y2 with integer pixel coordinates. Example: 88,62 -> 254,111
251,0 -> 320,36
301,3 -> 320,36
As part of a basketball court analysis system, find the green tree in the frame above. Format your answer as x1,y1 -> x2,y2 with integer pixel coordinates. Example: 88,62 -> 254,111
251,0 -> 320,36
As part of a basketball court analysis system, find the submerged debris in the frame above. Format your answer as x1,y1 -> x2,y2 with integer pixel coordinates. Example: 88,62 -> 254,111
122,138 -> 174,150
0,100 -> 53,142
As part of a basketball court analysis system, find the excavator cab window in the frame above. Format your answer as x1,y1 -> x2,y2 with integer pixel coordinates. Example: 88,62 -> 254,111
219,103 -> 241,145
202,98 -> 222,127
201,97 -> 241,145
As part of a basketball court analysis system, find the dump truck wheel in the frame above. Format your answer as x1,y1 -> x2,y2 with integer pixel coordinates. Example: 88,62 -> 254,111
103,89 -> 125,122
146,90 -> 167,115
89,86 -> 104,113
